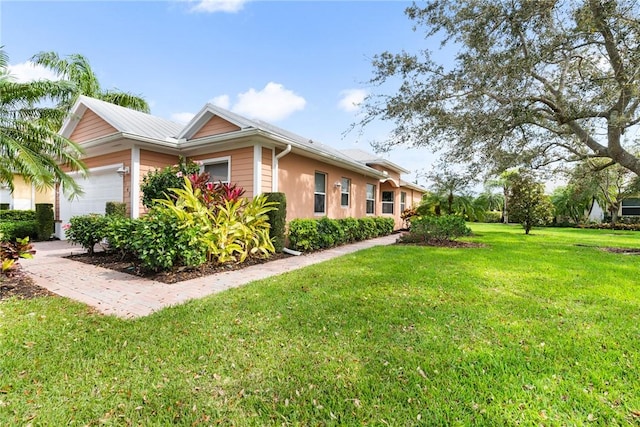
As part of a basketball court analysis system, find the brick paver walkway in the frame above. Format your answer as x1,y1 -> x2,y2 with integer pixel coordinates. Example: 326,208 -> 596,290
21,235 -> 398,319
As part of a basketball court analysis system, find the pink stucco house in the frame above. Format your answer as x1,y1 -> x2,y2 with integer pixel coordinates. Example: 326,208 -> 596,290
55,96 -> 425,239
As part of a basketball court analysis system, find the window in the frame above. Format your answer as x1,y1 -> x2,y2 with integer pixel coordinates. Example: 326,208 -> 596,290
201,157 -> 230,183
366,184 -> 376,214
400,191 -> 407,212
340,178 -> 350,207
622,198 -> 640,216
382,191 -> 394,214
314,172 -> 327,214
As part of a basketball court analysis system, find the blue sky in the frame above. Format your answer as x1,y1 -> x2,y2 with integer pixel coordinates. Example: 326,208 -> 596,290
2,0 -> 445,185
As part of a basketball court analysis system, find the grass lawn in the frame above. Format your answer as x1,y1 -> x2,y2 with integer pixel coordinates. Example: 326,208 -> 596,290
1,223 -> 639,425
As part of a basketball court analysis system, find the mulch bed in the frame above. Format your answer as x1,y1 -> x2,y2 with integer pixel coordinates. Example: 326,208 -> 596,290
0,273 -> 57,301
66,251 -> 292,284
576,244 -> 640,255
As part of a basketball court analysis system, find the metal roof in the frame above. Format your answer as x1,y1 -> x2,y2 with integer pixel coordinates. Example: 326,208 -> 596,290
75,95 -> 184,140
340,148 -> 410,174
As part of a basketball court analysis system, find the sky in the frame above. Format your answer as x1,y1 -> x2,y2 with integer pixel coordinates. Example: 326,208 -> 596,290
1,0 -> 450,187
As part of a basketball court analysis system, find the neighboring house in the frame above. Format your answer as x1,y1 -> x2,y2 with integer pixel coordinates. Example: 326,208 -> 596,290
54,96 -> 425,239
0,176 -> 54,210
586,198 -> 640,223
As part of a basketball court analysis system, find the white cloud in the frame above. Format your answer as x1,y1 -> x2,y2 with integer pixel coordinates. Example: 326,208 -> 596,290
210,94 -> 230,109
338,88 -> 367,112
189,0 -> 248,13
231,82 -> 306,121
7,61 -> 60,83
171,112 -> 196,124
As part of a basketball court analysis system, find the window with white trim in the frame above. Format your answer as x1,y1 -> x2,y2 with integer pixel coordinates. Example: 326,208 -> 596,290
622,198 -> 640,216
366,184 -> 376,214
314,172 -> 327,214
382,191 -> 394,214
400,191 -> 407,212
341,177 -> 350,207
202,158 -> 230,184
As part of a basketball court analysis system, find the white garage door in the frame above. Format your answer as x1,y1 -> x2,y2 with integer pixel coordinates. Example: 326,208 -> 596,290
57,164 -> 124,239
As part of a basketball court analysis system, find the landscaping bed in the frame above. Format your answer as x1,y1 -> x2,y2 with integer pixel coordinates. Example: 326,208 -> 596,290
0,273 -> 56,301
66,251 -> 291,284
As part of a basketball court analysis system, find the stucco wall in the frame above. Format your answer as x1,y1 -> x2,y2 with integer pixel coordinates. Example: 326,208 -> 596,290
190,147 -> 254,197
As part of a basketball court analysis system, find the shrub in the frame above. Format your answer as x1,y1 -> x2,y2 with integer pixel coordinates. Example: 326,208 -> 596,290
0,221 -> 39,240
0,210 -> 36,222
0,203 -> 9,210
264,192 -> 286,252
35,203 -> 54,241
374,217 -> 395,236
129,209 -> 186,272
399,215 -> 471,244
316,217 -> 344,248
140,157 -> 202,208
337,217 -> 359,243
103,216 -> 138,259
357,217 -> 377,240
287,219 -> 320,251
0,237 -> 35,275
65,214 -> 109,255
483,211 -> 502,223
105,201 -> 127,218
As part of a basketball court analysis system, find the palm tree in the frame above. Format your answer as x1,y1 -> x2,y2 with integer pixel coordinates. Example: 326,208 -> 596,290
31,51 -> 150,118
0,49 -> 86,194
0,48 -> 86,195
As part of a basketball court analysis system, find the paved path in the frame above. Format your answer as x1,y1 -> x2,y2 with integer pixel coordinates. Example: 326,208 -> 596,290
21,235 -> 398,319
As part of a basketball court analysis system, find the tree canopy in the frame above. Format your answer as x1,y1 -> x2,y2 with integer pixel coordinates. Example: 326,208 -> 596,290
359,0 -> 640,176
31,51 -> 150,120
0,49 -> 86,194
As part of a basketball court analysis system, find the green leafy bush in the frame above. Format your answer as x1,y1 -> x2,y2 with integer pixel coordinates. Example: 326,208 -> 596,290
264,192 -> 286,252
65,214 -> 109,255
140,157 -> 202,208
287,219 -> 320,251
35,203 -> 54,240
337,217 -> 359,243
483,211 -> 502,223
105,202 -> 127,218
357,217 -> 377,240
374,217 -> 395,236
399,215 -> 471,244
0,221 -> 39,240
102,216 -> 138,259
288,216 -> 395,252
0,210 -> 36,222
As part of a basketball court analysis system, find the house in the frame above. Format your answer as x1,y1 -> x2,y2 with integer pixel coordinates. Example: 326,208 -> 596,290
54,96 -> 425,239
0,177 -> 54,211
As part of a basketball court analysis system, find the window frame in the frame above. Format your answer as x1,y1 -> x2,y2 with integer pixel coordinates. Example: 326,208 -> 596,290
381,190 -> 394,215
314,171 -> 327,215
622,198 -> 640,216
199,156 -> 231,184
366,183 -> 376,215
340,177 -> 351,208
400,191 -> 407,212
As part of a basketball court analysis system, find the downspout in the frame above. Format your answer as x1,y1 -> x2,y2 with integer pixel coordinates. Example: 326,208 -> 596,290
273,144 -> 291,192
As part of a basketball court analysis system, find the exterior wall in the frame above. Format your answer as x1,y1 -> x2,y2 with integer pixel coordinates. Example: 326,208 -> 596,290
139,150 -> 179,215
69,109 -> 118,143
261,147 -> 273,194
190,146 -> 254,197
11,176 -> 35,210
191,116 -> 241,139
278,153 -> 381,224
79,150 -> 132,216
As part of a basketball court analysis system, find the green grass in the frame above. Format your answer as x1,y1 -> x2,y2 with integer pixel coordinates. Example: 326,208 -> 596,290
1,224 -> 640,425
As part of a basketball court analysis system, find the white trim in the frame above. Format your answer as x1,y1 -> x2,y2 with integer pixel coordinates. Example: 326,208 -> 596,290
200,156 -> 231,183
272,148 -> 277,192
67,163 -> 123,177
131,146 -> 140,218
253,144 -> 262,196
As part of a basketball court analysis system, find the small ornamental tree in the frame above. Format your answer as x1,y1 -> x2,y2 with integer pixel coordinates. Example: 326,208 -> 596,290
508,171 -> 554,234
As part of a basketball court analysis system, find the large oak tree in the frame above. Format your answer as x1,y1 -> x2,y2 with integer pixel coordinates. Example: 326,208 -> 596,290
359,0 -> 640,176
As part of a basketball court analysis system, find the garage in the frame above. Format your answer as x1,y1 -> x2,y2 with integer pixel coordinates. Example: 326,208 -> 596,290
57,164 -> 124,239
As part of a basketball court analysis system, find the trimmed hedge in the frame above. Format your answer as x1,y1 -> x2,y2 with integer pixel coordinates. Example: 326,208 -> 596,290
264,192 -> 286,252
35,203 -> 54,240
287,216 -> 395,252
577,222 -> 640,231
0,220 -> 39,241
0,210 -> 36,222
